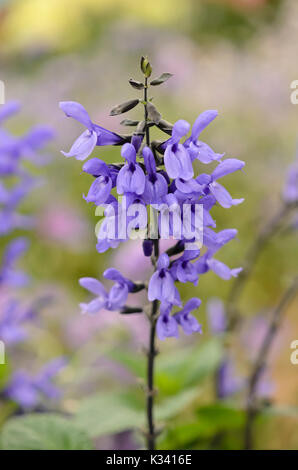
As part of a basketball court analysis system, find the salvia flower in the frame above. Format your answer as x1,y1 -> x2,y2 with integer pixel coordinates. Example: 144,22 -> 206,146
148,253 -> 181,305
4,358 -> 67,409
60,61 -> 245,349
116,143 -> 146,195
60,101 -> 126,160
174,298 -> 202,336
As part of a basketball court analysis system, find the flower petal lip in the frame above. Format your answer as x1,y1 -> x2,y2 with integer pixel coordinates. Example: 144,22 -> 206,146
59,101 -> 93,129
79,277 -> 107,296
212,158 -> 245,181
121,142 -> 136,163
191,110 -> 218,141
61,129 -> 97,161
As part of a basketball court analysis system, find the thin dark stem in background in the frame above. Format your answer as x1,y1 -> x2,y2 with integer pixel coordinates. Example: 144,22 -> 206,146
226,201 -> 298,329
244,276 -> 298,450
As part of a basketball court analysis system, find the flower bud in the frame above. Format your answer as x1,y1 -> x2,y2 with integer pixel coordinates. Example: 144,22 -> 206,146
140,56 -> 152,78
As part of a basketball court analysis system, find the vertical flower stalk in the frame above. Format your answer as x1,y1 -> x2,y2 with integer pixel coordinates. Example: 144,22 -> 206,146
60,58 -> 245,449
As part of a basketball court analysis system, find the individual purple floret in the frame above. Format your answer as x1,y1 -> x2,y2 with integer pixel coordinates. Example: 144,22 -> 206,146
0,299 -> 36,345
148,253 -> 181,306
79,269 -> 135,314
4,358 -> 67,410
0,237 -> 30,287
60,101 -> 126,160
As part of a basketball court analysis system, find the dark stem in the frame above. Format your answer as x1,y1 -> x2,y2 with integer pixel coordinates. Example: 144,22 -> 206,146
226,201 -> 298,329
146,239 -> 160,451
143,77 -> 159,450
144,77 -> 150,147
244,276 -> 298,449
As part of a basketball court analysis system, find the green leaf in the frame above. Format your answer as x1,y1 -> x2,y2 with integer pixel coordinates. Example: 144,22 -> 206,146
74,390 -> 144,437
75,387 -> 200,439
150,73 -> 173,86
155,388 -> 199,422
196,403 -> 245,430
156,339 -> 222,394
0,414 -> 93,450
106,349 -> 146,379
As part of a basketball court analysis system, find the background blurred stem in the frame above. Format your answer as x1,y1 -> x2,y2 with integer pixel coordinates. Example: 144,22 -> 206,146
244,276 -> 298,450
226,201 -> 298,329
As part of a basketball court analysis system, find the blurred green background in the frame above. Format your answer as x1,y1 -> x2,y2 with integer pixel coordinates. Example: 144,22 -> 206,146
1,0 -> 298,450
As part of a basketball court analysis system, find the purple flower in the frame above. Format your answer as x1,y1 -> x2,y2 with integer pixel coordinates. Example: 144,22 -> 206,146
83,159 -> 115,205
207,298 -> 227,335
203,158 -> 245,208
184,110 -> 224,164
174,298 -> 202,336
0,101 -> 21,124
148,253 -> 181,305
156,303 -> 179,340
116,143 -> 146,195
170,249 -> 200,284
4,358 -> 66,409
0,299 -> 35,345
206,258 -> 242,281
283,160 -> 298,203
79,269 -> 133,313
60,101 -> 125,160
0,237 -> 30,287
142,146 -> 168,203
217,358 -> 244,399
164,120 -> 193,180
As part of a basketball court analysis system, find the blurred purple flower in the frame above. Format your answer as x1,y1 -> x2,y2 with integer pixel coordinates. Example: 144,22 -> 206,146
4,358 -> 67,409
207,298 -> 227,335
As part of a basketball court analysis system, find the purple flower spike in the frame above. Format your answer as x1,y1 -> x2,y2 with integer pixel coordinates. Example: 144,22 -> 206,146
174,298 -> 202,336
157,303 -> 179,340
164,120 -> 193,181
117,143 -> 145,195
60,101 -> 124,160
142,146 -> 168,203
148,253 -> 181,305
